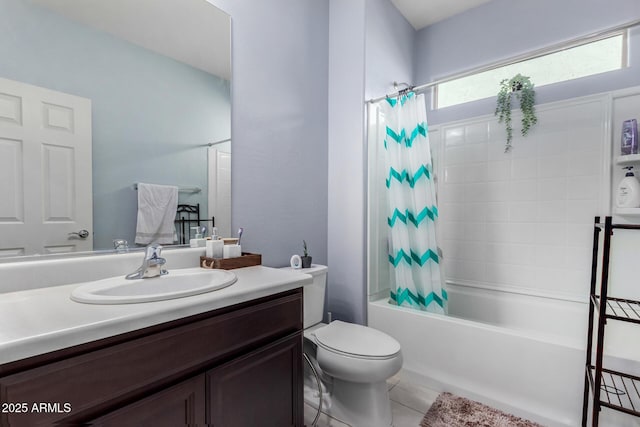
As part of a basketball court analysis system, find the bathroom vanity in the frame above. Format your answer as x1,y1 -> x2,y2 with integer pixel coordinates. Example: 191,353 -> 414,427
0,265 -> 310,427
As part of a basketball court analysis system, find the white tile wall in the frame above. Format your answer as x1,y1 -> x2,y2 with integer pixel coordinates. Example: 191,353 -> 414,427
437,96 -> 609,299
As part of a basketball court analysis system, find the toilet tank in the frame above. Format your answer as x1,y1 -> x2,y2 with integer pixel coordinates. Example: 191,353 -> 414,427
281,264 -> 328,329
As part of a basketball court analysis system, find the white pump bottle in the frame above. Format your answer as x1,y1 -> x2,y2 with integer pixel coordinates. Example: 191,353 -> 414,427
616,166 -> 640,208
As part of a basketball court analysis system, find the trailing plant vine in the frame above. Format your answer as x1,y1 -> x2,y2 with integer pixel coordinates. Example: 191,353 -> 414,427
495,74 -> 538,152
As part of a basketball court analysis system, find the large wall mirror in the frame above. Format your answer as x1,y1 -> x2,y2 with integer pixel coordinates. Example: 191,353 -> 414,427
0,0 -> 231,259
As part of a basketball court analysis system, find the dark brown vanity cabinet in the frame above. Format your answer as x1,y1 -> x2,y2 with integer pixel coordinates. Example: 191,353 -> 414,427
0,288 -> 303,427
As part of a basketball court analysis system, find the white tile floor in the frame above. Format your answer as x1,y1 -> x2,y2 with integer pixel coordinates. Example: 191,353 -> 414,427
303,370 -> 440,427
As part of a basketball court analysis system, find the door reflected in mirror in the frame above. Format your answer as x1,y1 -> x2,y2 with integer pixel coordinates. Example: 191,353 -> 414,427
0,0 -> 231,259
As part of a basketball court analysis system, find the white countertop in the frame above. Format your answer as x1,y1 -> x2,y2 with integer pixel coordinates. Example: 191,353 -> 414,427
0,266 -> 311,365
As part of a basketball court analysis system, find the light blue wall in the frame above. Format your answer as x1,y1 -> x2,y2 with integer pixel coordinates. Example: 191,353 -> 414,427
208,0 -> 329,268
0,0 -> 230,249
327,0 -> 367,324
365,0 -> 415,100
414,0 -> 640,124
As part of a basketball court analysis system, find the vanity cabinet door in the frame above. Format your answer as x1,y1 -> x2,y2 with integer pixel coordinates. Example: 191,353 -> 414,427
207,332 -> 303,427
88,374 -> 205,427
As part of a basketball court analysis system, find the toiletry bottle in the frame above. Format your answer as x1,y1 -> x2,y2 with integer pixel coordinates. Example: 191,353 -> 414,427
616,166 -> 640,208
621,119 -> 638,155
190,227 -> 207,248
206,227 -> 224,258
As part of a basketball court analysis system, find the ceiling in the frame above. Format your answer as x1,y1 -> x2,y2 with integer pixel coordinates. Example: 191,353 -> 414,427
29,0 -> 231,81
391,0 -> 494,30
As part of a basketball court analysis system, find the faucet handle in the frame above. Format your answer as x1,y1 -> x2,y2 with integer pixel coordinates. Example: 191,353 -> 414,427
113,239 -> 128,252
145,243 -> 163,259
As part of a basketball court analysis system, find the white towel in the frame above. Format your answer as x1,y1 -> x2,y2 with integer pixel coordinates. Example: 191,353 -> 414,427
134,183 -> 179,245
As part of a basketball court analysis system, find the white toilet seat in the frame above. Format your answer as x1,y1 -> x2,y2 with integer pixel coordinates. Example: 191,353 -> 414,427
311,321 -> 403,384
315,341 -> 398,360
313,320 -> 401,359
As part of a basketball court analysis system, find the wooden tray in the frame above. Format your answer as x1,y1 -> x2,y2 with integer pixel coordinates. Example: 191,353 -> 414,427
200,253 -> 262,270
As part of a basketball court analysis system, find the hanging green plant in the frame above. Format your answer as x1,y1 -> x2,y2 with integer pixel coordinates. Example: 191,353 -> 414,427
494,74 -> 538,152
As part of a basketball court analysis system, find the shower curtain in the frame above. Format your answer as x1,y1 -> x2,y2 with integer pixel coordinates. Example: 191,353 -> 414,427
380,92 -> 447,314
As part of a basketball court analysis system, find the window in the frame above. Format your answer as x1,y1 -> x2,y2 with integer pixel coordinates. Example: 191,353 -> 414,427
435,32 -> 627,109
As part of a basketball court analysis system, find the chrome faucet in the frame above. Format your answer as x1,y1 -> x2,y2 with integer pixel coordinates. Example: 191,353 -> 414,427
126,244 -> 168,279
113,239 -> 129,253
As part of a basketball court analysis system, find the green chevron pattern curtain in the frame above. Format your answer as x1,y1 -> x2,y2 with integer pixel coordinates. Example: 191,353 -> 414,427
381,92 -> 447,314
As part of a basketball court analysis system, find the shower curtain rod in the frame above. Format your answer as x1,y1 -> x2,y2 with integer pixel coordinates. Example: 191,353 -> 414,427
366,18 -> 640,104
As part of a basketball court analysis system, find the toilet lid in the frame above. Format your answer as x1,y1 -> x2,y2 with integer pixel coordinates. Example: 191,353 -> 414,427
313,321 -> 401,358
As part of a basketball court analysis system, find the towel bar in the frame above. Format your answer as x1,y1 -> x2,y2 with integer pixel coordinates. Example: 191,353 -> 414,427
132,183 -> 201,194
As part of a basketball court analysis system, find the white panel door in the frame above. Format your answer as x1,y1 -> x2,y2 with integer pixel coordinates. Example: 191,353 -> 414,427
0,77 -> 92,256
208,148 -> 231,238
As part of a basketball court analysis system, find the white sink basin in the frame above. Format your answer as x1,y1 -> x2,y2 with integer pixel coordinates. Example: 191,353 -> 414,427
70,268 -> 237,304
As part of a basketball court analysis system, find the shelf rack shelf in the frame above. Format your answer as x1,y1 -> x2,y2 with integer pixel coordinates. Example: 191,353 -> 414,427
587,366 -> 640,417
582,216 -> 640,426
616,154 -> 640,165
591,296 -> 640,324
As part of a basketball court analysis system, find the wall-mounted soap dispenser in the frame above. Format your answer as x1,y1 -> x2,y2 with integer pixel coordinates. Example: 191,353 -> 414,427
616,166 -> 640,208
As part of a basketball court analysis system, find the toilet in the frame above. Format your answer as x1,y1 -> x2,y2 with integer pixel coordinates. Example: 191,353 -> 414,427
284,264 -> 402,427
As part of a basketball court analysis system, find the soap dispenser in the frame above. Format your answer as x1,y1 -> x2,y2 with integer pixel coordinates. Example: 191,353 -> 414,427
206,227 -> 224,258
616,166 -> 640,208
190,226 -> 207,248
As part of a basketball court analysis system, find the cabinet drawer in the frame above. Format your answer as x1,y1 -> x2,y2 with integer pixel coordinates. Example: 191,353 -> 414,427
0,290 -> 301,426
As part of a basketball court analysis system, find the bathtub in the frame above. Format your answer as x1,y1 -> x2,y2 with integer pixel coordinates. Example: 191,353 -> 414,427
368,283 -> 640,427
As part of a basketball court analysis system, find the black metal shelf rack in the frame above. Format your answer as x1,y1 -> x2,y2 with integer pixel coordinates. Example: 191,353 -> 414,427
582,216 -> 640,426
174,204 -> 215,245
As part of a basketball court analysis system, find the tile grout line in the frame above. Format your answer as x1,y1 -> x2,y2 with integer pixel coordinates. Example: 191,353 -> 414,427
304,404 -> 352,427
390,397 -> 433,416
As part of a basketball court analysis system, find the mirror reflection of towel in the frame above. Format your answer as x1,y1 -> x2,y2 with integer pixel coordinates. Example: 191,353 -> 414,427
134,183 -> 178,244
